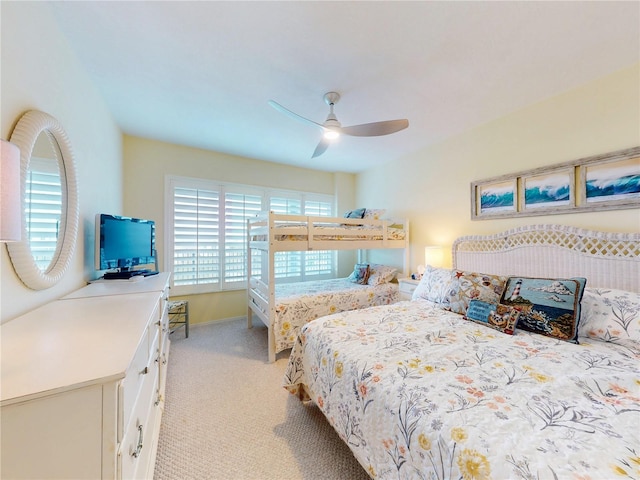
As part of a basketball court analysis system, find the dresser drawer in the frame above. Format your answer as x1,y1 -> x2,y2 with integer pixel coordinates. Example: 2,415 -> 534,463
119,359 -> 160,480
119,322 -> 159,441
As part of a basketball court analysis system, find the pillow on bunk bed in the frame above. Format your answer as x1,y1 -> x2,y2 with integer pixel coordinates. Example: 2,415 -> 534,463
444,270 -> 507,315
343,208 -> 366,219
367,264 -> 397,285
347,263 -> 371,285
500,276 -> 587,344
579,287 -> 640,348
363,208 -> 386,220
464,300 -> 521,335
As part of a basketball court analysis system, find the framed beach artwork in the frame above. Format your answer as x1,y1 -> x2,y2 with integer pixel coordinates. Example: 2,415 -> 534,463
471,179 -> 517,218
581,156 -> 640,209
521,168 -> 575,212
471,146 -> 640,220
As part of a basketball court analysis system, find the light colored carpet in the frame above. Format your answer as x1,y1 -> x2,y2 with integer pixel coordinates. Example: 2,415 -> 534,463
154,317 -> 371,480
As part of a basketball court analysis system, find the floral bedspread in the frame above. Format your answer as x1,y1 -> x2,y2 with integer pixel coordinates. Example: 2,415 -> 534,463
273,279 -> 399,354
284,300 -> 640,480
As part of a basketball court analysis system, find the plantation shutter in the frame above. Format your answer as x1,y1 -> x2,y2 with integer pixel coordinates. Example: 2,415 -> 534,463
303,199 -> 333,277
223,191 -> 262,287
172,187 -> 220,287
166,176 -> 335,294
270,196 -> 302,280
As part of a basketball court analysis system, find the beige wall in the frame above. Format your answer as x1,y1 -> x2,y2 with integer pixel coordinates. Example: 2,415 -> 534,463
122,136 -> 357,324
358,64 -> 640,272
1,2 -> 122,322
2,2 -> 637,326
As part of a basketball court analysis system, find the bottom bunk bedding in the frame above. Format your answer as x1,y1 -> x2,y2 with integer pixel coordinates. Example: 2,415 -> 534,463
273,278 -> 399,354
283,300 -> 640,480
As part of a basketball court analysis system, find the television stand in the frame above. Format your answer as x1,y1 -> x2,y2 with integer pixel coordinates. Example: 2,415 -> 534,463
103,270 -> 145,280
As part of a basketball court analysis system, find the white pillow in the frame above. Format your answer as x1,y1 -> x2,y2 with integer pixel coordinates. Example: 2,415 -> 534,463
579,287 -> 640,348
367,264 -> 397,285
411,266 -> 455,308
363,208 -> 386,220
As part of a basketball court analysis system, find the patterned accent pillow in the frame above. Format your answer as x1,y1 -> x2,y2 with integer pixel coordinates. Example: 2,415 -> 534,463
363,208 -> 386,220
343,208 -> 366,219
579,288 -> 640,350
347,263 -> 370,285
464,300 -> 521,335
501,276 -> 587,343
445,270 -> 507,315
367,264 -> 397,286
411,266 -> 455,308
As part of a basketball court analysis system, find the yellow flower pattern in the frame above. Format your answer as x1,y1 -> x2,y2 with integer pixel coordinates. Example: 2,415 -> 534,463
457,449 -> 491,480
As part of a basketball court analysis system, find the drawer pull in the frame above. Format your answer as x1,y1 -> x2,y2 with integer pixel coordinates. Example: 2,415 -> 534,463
131,424 -> 144,458
140,366 -> 148,375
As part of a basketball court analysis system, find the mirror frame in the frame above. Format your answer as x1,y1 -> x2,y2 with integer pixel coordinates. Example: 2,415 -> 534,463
7,110 -> 79,290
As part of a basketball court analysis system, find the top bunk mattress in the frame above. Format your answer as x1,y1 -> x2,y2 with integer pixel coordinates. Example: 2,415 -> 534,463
260,223 -> 406,241
248,213 -> 407,242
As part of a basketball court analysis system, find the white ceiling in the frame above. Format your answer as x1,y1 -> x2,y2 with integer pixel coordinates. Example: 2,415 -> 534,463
49,1 -> 639,173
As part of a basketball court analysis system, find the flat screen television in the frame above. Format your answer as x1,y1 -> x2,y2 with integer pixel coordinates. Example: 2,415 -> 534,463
95,213 -> 156,279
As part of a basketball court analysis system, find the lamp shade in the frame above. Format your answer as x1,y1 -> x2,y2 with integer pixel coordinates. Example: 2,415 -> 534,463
424,246 -> 444,268
1,139 -> 22,242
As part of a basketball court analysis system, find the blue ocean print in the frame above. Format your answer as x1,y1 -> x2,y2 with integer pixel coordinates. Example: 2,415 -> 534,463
586,173 -> 640,201
525,184 -> 570,206
480,190 -> 514,211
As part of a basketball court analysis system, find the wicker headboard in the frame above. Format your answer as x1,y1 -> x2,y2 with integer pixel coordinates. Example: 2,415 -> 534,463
452,224 -> 640,292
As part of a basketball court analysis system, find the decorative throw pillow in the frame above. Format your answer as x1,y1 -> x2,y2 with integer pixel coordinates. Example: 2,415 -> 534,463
363,208 -> 386,220
500,276 -> 587,343
411,266 -> 455,309
464,300 -> 521,335
347,263 -> 370,285
343,208 -> 366,219
579,287 -> 640,348
445,270 -> 507,315
367,264 -> 397,286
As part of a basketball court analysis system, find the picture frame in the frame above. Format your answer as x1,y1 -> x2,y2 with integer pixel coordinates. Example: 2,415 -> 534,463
521,167 -> 575,213
472,178 -> 517,218
580,155 -> 640,210
471,146 -> 639,220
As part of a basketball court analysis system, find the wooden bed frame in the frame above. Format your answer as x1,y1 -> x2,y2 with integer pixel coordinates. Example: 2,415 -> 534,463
246,211 -> 410,362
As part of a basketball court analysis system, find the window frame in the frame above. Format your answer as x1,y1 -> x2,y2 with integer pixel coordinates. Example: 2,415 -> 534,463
165,175 -> 335,295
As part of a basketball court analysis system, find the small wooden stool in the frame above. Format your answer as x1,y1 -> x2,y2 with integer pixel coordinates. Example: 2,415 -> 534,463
168,300 -> 189,338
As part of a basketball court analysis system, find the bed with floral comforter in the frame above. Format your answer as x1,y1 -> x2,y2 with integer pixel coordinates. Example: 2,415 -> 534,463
284,293 -> 640,480
273,278 -> 398,354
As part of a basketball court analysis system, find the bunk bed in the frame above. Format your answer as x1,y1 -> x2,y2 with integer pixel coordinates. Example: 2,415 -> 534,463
283,224 -> 640,479
247,211 -> 409,362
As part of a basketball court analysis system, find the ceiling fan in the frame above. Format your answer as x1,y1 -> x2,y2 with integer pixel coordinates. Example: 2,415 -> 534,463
268,92 -> 409,158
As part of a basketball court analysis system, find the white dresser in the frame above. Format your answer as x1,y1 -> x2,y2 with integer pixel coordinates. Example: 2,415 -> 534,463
1,273 -> 171,480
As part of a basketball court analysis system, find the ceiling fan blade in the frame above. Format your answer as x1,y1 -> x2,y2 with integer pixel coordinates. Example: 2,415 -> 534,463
311,137 -> 331,158
268,100 -> 324,130
339,119 -> 409,137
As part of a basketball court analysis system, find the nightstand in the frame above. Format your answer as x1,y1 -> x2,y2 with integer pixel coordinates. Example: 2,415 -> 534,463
398,278 -> 420,301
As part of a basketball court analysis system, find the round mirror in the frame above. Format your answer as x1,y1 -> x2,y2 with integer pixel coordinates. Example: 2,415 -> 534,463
7,110 -> 79,290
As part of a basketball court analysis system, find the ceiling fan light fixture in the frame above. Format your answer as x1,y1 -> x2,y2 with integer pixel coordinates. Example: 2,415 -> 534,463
324,129 -> 340,140
269,91 -> 409,158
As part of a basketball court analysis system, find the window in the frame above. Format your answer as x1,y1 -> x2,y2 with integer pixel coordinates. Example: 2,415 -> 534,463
166,176 -> 335,294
